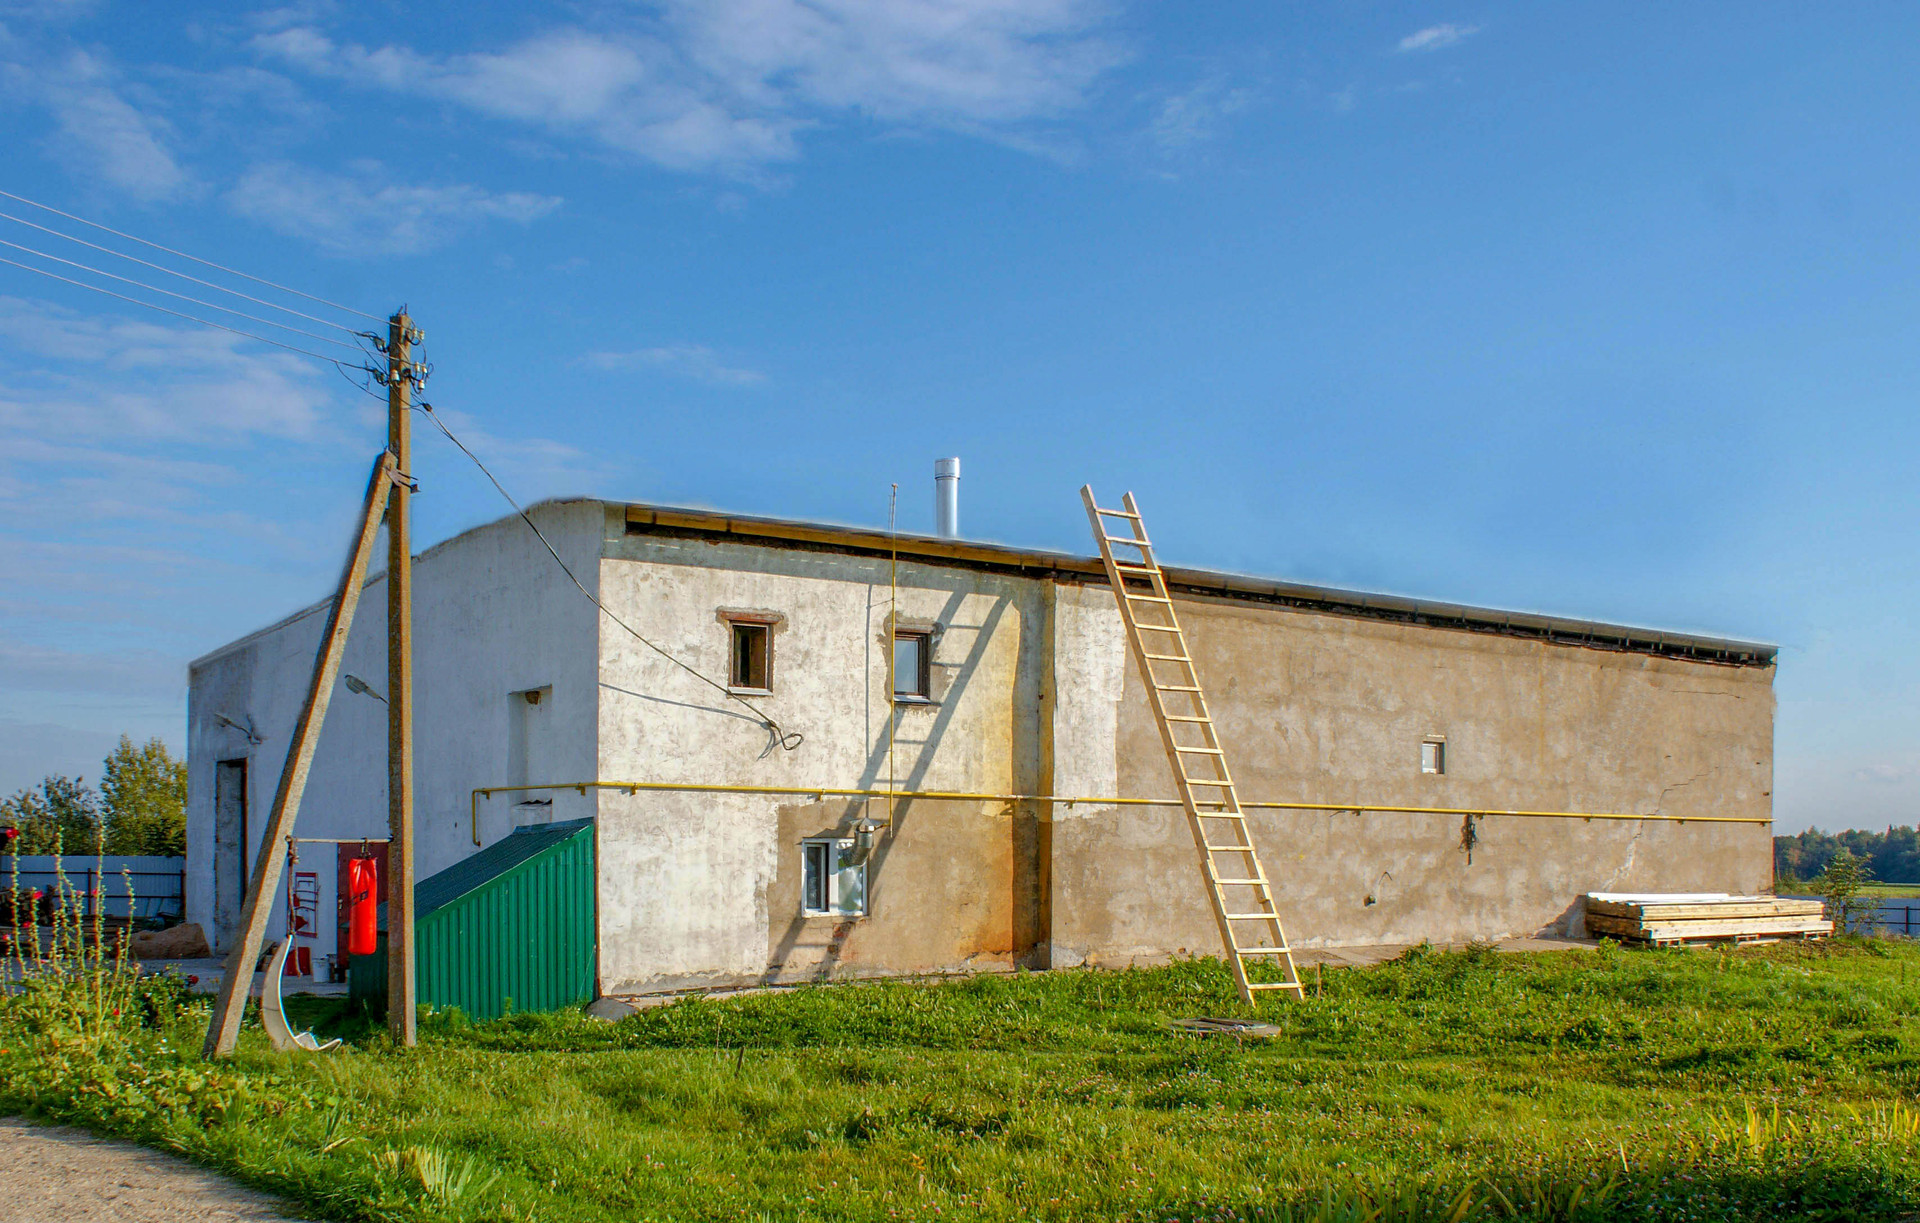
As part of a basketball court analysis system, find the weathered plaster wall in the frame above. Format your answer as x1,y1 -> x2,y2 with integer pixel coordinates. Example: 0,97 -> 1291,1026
1049,586 -> 1775,962
189,498 -> 1778,996
592,515 -> 1048,994
185,501 -> 604,961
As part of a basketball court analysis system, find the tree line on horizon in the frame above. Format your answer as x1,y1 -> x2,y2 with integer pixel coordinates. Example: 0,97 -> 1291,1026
1,736 -> 186,858
1776,825 -> 1920,887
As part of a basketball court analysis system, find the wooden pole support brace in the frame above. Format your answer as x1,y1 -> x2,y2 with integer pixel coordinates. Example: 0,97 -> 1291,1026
201,450 -> 398,1059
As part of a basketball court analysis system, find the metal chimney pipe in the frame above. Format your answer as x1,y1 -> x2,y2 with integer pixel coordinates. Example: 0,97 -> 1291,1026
934,457 -> 960,538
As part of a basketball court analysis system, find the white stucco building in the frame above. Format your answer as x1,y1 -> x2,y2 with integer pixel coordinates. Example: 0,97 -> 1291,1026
187,498 -> 1775,997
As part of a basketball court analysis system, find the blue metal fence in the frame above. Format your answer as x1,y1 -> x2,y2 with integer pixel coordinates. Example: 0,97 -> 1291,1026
2,855 -> 186,922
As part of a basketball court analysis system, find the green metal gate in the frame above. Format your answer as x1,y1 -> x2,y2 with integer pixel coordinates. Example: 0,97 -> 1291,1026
351,818 -> 596,1021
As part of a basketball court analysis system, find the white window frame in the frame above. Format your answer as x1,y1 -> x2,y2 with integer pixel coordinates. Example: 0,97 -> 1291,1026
801,837 -> 867,917
1421,737 -> 1446,776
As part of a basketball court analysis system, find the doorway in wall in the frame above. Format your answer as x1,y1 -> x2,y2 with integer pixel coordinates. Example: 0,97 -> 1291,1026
214,758 -> 249,950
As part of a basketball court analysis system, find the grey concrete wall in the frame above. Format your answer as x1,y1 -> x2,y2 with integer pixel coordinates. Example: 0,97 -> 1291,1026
1048,584 -> 1775,963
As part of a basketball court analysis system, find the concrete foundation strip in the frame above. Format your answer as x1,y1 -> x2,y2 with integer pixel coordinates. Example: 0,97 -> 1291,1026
470,781 -> 1768,845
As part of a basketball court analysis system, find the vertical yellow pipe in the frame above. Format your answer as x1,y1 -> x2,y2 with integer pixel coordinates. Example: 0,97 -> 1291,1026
886,482 -> 898,830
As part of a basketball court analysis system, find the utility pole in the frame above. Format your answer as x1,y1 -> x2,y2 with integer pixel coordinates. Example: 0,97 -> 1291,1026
386,310 -> 419,1046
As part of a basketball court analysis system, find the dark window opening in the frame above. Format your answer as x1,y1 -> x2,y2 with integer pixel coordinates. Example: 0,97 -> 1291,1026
893,632 -> 930,700
730,622 -> 771,691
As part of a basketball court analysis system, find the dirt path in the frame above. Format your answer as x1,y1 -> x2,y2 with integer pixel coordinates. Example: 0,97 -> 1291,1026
0,1119 -> 301,1222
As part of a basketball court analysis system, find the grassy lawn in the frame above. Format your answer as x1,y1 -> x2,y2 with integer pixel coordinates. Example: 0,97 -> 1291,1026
6,941 -> 1920,1221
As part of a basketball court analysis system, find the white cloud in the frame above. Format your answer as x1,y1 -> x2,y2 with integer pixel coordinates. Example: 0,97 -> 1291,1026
253,2 -> 1126,173
1396,24 -> 1477,54
584,345 -> 766,386
1145,77 -> 1254,153
0,296 -> 336,441
1857,763 -> 1918,785
226,161 -> 561,256
414,402 -> 610,504
667,0 -> 1123,125
24,49 -> 191,201
0,635 -> 182,699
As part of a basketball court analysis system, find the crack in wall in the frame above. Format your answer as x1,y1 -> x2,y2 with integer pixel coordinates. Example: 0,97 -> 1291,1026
1656,767 -> 1718,815
1599,826 -> 1647,892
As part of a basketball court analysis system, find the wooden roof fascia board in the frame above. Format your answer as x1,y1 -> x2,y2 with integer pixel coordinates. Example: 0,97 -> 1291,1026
618,502 -> 1777,666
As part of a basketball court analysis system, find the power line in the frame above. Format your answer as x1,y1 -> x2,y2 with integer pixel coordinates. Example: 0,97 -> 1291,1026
0,207 -> 370,336
0,254 -> 376,370
415,400 -> 804,754
0,187 -> 384,323
0,236 -> 369,352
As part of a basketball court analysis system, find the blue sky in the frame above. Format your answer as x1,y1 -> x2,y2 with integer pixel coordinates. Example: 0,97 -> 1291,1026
0,2 -> 1914,834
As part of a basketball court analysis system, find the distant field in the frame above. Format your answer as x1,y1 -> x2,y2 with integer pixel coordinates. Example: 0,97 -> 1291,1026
1777,882 -> 1920,898
8,942 -> 1920,1221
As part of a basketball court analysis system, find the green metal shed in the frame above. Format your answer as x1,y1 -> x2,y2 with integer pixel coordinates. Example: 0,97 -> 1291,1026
350,818 -> 596,1021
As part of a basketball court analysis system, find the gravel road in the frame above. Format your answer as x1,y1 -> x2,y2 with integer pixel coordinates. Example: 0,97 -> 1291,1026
0,1119 -> 301,1222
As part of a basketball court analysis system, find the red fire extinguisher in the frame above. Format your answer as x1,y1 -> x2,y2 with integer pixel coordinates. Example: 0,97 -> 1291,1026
346,857 -> 378,957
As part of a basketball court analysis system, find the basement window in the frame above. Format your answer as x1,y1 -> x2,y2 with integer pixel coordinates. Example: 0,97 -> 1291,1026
801,838 -> 866,917
729,621 -> 772,692
892,632 -> 931,701
1421,738 -> 1447,776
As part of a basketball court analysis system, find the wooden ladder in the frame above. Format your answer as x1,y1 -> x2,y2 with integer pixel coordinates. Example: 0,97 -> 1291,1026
1081,486 -> 1304,1004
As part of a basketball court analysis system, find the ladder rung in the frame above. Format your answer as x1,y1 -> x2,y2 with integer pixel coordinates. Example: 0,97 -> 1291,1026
1248,981 -> 1305,991
1174,744 -> 1223,754
1212,877 -> 1266,886
1157,683 -> 1202,692
1111,559 -> 1156,571
1223,911 -> 1278,920
1205,845 -> 1253,854
1142,651 -> 1190,662
1125,593 -> 1172,603
1093,506 -> 1141,519
1182,778 -> 1233,787
1164,714 -> 1211,722
1234,947 -> 1293,956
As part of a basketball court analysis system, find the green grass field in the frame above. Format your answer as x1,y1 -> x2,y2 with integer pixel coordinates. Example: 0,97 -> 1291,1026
7,940 -> 1920,1221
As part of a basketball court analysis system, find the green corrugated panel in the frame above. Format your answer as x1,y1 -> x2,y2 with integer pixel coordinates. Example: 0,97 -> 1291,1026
349,819 -> 595,1021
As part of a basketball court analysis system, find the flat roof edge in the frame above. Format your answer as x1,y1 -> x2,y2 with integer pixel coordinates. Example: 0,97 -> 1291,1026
619,502 -> 1777,666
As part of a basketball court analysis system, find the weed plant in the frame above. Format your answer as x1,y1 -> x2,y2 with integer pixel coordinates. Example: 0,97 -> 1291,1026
5,933 -> 1920,1221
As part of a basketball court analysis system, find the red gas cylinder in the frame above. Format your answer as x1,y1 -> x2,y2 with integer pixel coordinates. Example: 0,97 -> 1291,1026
346,857 -> 378,957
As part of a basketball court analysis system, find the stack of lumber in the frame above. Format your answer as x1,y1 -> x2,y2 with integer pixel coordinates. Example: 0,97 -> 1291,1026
1584,893 -> 1831,946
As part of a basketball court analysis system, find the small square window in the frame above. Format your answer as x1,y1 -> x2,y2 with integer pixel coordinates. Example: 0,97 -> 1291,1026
893,632 -> 931,701
801,838 -> 866,916
730,621 -> 771,691
1421,739 -> 1446,775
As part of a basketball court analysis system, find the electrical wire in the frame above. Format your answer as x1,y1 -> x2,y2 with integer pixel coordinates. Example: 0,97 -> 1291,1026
0,188 -> 384,322
0,236 -> 369,352
415,400 -> 804,755
0,207 -> 369,335
0,254 -> 376,370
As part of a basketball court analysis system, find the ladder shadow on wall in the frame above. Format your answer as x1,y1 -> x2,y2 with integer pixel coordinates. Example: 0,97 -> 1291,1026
763,587 -> 1012,984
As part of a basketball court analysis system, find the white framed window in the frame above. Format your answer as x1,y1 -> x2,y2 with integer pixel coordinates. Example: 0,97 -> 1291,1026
1421,737 -> 1446,775
892,632 -> 931,701
801,838 -> 867,916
